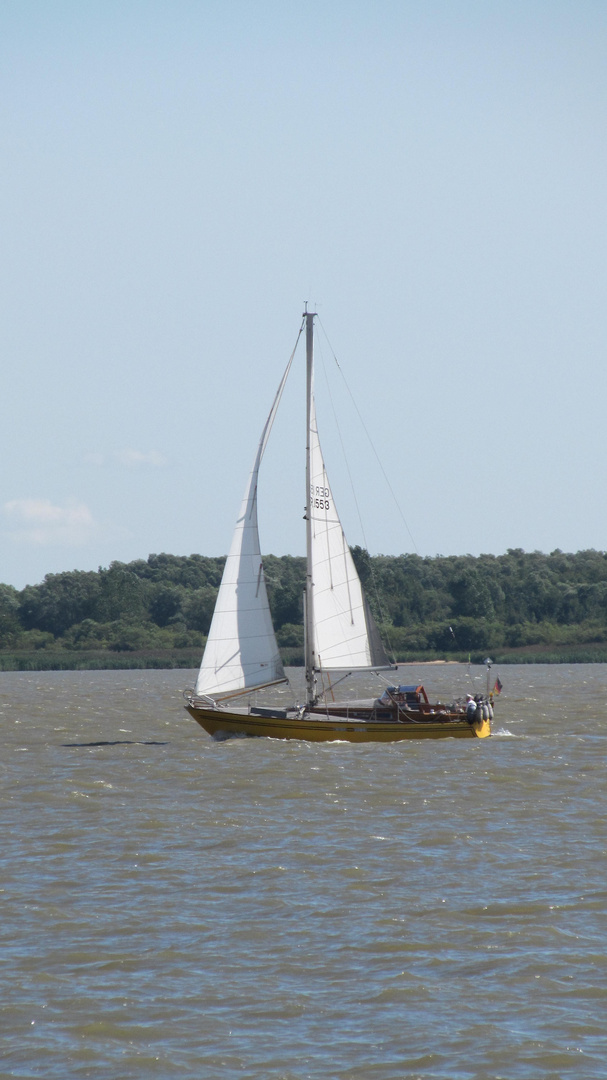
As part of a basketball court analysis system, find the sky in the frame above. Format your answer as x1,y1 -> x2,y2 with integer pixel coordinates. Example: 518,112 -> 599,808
2,0 -> 607,589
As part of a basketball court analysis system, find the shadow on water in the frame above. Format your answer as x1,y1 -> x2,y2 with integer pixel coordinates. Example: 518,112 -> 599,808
62,740 -> 169,747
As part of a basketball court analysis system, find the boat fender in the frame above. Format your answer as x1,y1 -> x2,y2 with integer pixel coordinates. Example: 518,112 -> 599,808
482,704 -> 489,721
487,703 -> 494,720
475,703 -> 482,722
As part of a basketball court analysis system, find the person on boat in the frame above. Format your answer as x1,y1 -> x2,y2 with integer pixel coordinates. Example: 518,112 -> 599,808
466,695 -> 477,721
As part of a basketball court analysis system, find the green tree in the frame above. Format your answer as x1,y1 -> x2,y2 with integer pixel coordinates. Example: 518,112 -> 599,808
183,587 -> 219,634
93,564 -> 148,623
0,584 -> 21,646
19,571 -> 100,636
264,555 -> 305,628
149,585 -> 185,626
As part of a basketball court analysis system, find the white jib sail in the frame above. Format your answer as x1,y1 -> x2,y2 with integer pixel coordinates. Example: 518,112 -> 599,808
309,388 -> 389,671
195,359 -> 293,698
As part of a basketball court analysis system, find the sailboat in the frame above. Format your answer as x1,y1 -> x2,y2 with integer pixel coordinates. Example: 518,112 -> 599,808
185,310 -> 491,741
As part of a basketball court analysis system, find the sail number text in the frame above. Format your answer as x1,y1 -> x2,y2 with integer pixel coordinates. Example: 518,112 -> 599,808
311,485 -> 331,511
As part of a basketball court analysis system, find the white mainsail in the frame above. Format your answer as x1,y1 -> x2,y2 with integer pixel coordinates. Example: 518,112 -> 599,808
194,359 -> 293,699
308,364 -> 390,672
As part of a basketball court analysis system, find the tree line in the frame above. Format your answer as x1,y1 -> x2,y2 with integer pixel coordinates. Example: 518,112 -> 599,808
2,547 -> 607,665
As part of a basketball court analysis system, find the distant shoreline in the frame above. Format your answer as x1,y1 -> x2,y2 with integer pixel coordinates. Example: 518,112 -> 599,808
4,551 -> 607,669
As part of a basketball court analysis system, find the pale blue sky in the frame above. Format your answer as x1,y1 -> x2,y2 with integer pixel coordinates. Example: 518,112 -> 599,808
2,1 -> 607,588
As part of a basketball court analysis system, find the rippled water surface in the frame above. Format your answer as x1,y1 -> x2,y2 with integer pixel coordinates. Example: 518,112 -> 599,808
1,664 -> 606,1079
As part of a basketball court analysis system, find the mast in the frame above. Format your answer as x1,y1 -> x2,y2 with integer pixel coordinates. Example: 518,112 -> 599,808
304,304 -> 317,706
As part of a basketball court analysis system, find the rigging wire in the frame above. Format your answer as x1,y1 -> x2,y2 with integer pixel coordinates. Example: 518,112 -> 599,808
314,326 -> 397,663
317,316 -> 419,555
314,333 -> 369,554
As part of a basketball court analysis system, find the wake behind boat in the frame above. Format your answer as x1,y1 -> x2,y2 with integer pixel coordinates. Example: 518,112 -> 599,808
185,309 -> 492,741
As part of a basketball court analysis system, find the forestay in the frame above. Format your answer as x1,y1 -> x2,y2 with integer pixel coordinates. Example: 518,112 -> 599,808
194,359 -> 293,698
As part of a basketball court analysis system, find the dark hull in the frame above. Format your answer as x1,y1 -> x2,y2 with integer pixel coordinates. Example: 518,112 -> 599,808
185,704 -> 491,741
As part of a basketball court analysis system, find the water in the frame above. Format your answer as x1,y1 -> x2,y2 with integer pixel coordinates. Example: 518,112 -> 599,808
1,664 -> 606,1079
